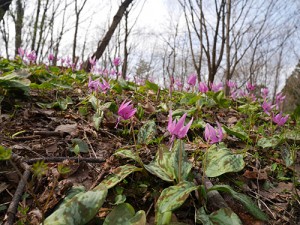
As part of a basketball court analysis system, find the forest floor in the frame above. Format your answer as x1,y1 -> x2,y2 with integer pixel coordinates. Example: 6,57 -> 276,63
0,58 -> 300,225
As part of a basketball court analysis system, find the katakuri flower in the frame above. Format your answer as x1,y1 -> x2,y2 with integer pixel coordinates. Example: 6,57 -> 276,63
261,88 -> 269,99
246,82 -> 255,91
199,82 -> 209,93
88,76 -> 100,92
187,73 -> 197,87
272,112 -> 289,126
227,80 -> 237,90
115,100 -> 137,128
167,110 -> 193,142
261,100 -> 274,115
99,79 -> 110,93
204,122 -> 223,144
211,82 -> 223,92
113,57 -> 121,66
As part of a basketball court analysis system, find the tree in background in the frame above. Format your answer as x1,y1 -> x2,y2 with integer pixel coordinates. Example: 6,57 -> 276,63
0,0 -> 12,22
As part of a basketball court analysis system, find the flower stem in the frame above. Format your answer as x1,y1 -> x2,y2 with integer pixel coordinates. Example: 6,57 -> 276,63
178,140 -> 182,183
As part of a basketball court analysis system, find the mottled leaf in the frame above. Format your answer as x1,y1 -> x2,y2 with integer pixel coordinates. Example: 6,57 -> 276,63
144,146 -> 175,182
100,165 -> 143,189
155,181 -> 198,225
223,125 -> 250,143
114,149 -> 143,166
205,144 -> 245,177
43,184 -> 107,225
70,138 -> 89,154
196,207 -> 242,225
257,136 -> 281,149
207,185 -> 268,221
137,120 -> 157,145
103,203 -> 146,225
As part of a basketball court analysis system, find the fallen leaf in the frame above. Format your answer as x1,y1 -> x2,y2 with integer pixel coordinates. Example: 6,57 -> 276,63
55,123 -> 77,134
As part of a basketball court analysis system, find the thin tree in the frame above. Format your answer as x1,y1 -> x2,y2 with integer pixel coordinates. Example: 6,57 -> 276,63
0,0 -> 12,22
84,0 -> 134,72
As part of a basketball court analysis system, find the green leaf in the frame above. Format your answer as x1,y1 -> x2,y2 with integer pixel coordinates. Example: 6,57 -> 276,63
145,80 -> 159,92
205,144 -> 245,177
223,125 -> 250,143
93,110 -> 104,130
284,130 -> 300,144
212,91 -> 230,108
43,184 -> 108,225
104,203 -> 146,225
57,96 -> 73,110
155,181 -> 198,225
70,138 -> 89,154
257,136 -> 281,149
280,144 -> 295,167
89,95 -> 101,110
100,165 -> 143,189
137,120 -> 157,145
114,149 -> 143,166
0,146 -> 11,160
180,93 -> 199,105
0,70 -> 31,94
196,207 -> 242,225
144,146 -> 175,182
207,185 -> 268,221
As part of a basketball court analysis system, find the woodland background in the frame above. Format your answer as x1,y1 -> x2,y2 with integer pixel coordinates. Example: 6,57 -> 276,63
1,0 -> 300,111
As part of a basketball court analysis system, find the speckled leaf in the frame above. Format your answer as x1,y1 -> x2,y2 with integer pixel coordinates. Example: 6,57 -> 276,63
205,144 -> 245,177
155,181 -> 198,224
196,207 -> 242,225
43,184 -> 107,225
223,125 -> 250,143
100,165 -> 143,189
144,146 -> 175,182
137,120 -> 157,145
114,149 -> 143,166
257,136 -> 281,149
173,140 -> 192,182
93,110 -> 104,131
208,185 -> 268,221
103,203 -> 146,225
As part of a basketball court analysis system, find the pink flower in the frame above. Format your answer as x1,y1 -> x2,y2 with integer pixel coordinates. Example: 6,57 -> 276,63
261,100 -> 274,115
204,122 -> 223,144
272,112 -> 289,126
18,48 -> 25,58
199,82 -> 209,93
261,88 -> 269,99
118,100 -> 136,120
187,74 -> 197,86
113,57 -> 121,66
167,110 -> 193,142
99,79 -> 110,93
227,80 -> 237,90
26,50 -> 36,62
275,92 -> 285,110
211,82 -> 223,92
48,53 -> 54,61
246,82 -> 255,91
89,56 -> 96,67
88,76 -> 100,92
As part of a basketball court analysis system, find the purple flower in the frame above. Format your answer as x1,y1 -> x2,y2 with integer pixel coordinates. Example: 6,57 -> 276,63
89,56 -> 97,67
113,57 -> 121,67
199,82 -> 209,93
211,82 -> 223,92
261,100 -> 274,115
167,110 -> 193,142
48,53 -> 54,61
187,73 -> 197,86
88,76 -> 100,92
60,57 -> 65,65
26,50 -> 36,62
204,122 -> 223,144
99,79 -> 110,93
118,100 -> 136,120
261,88 -> 269,99
275,92 -> 285,110
272,112 -> 289,126
246,82 -> 255,92
18,48 -> 25,58
227,80 -> 237,90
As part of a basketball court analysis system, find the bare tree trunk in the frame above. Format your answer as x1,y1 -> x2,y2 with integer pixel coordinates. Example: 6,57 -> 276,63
0,19 -> 9,58
84,0 -> 133,72
121,10 -> 129,79
14,0 -> 24,57
0,0 -> 11,22
72,0 -> 87,63
224,0 -> 231,95
31,0 -> 41,50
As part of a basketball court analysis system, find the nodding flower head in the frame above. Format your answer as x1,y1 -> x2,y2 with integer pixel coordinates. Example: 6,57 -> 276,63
113,57 -> 121,67
88,76 -> 100,92
115,100 -> 137,128
204,122 -> 223,144
211,82 -> 223,92
99,79 -> 110,93
272,112 -> 289,126
199,82 -> 209,93
187,74 -> 197,87
167,110 -> 193,142
246,82 -> 255,92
